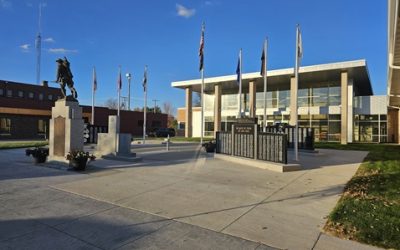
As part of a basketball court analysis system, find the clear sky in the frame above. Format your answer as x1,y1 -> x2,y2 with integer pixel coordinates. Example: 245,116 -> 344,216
0,0 -> 387,113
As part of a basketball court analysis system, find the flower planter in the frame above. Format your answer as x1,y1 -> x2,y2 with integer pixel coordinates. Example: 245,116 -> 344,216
26,147 -> 49,164
34,155 -> 47,164
202,141 -> 216,153
69,158 -> 88,171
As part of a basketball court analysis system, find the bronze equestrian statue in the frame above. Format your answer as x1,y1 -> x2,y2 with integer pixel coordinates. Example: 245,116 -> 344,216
55,57 -> 78,99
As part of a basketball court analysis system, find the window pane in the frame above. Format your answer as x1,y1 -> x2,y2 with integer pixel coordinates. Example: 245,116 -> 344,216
0,118 -> 11,134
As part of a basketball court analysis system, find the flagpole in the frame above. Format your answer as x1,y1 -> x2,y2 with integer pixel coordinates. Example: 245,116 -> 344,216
294,25 -> 300,161
118,66 -> 121,117
201,68 -> 204,144
200,23 -> 205,145
91,66 -> 96,125
263,38 -> 268,132
143,65 -> 147,144
238,49 -> 242,118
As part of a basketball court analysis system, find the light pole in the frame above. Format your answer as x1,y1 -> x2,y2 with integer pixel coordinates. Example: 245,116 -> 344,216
125,73 -> 132,110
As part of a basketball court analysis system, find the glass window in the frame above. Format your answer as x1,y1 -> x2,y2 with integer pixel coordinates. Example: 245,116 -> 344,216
0,118 -> 11,134
18,91 -> 24,98
48,94 -> 53,101
39,93 -> 44,100
38,119 -> 47,134
312,87 -> 328,106
28,92 -> 34,99
298,88 -> 309,107
0,89 -> 3,96
6,90 -> 12,97
380,115 -> 387,121
328,86 -> 341,106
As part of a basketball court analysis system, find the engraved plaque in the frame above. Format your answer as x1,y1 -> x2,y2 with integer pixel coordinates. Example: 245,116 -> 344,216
54,116 -> 65,156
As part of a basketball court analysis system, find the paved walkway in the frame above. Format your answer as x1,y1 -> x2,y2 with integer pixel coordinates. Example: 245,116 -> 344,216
0,144 -> 381,250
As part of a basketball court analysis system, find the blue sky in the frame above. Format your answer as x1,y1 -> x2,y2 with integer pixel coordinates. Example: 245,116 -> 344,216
0,0 -> 387,113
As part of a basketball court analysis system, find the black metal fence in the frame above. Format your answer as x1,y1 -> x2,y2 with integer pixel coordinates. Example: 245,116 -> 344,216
257,133 -> 287,164
233,133 -> 254,159
216,131 -> 232,155
216,129 -> 287,164
265,126 -> 314,150
84,124 -> 108,144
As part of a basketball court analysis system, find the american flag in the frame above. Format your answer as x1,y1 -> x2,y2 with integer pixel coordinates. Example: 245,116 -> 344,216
117,66 -> 122,90
199,23 -> 205,71
143,65 -> 147,91
92,67 -> 97,91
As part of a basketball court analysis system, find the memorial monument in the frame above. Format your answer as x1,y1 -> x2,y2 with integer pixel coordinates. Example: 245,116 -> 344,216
48,57 -> 83,161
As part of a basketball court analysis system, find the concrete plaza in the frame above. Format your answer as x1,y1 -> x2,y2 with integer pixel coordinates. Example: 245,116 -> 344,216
0,142 -> 381,249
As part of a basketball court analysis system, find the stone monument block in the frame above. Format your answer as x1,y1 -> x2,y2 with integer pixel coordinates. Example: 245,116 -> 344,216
49,99 -> 84,161
97,115 -> 134,157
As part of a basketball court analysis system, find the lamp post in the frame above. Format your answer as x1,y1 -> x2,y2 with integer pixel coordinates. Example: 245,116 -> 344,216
125,73 -> 132,110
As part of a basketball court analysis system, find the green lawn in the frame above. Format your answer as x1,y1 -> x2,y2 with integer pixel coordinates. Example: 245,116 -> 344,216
318,143 -> 400,249
0,140 -> 48,150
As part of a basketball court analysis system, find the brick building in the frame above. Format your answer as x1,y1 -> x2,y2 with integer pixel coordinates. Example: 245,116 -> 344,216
0,80 -> 167,139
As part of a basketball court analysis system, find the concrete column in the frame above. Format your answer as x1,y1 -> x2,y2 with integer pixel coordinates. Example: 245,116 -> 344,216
214,84 -> 222,136
347,79 -> 353,143
341,71 -> 348,145
289,77 -> 297,126
249,81 -> 256,117
185,87 -> 192,138
387,108 -> 399,143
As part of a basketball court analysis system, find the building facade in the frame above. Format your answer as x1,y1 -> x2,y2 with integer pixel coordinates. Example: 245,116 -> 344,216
172,60 -> 391,143
0,80 -> 167,139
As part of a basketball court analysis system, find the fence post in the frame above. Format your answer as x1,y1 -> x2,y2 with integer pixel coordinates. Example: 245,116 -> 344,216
254,124 -> 258,160
231,124 -> 235,156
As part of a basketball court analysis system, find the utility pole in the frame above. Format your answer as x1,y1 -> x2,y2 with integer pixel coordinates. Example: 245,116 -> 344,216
152,99 -> 159,114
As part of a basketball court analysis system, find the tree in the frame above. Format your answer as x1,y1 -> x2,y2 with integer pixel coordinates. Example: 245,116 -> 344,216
104,98 -> 118,110
104,98 -> 128,110
163,102 -> 176,128
193,92 -> 201,106
162,102 -> 175,116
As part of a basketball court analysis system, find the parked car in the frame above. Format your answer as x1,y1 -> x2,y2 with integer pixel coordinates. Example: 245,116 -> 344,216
149,128 -> 175,137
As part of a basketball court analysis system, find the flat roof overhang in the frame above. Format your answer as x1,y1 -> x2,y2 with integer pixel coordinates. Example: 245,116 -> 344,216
171,60 -> 372,95
388,0 -> 400,107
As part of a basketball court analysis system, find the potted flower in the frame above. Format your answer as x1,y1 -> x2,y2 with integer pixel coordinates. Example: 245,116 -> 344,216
26,147 -> 49,164
202,140 -> 216,153
66,151 -> 96,171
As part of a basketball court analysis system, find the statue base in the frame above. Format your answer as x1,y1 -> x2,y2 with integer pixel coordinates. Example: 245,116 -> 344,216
48,99 -> 84,159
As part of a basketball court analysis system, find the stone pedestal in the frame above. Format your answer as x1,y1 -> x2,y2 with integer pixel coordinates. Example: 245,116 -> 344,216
49,99 -> 84,161
97,116 -> 138,161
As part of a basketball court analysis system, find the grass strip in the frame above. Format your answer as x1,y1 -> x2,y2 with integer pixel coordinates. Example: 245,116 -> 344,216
319,143 -> 400,249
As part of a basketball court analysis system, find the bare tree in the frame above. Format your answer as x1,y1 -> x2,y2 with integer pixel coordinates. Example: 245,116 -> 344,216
162,102 -> 175,116
104,98 -> 118,110
163,102 -> 176,129
193,92 -> 201,106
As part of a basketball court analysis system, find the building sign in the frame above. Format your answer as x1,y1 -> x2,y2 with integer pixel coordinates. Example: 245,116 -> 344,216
234,124 -> 254,134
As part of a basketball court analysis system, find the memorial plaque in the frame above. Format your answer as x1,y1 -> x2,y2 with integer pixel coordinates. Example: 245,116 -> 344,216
236,117 -> 258,124
234,124 -> 254,134
54,116 -> 65,156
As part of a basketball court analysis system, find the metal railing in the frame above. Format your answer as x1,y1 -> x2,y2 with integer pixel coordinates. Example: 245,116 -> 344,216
265,126 -> 314,150
84,124 -> 108,144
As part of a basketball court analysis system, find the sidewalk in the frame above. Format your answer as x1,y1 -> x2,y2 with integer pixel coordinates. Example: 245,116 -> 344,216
0,146 -> 382,249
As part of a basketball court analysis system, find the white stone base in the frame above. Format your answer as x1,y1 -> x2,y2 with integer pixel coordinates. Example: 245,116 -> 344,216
49,99 -> 84,159
214,154 -> 301,173
97,133 -> 132,156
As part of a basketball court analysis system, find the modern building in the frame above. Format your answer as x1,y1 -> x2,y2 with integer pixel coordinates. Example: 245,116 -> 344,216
388,0 -> 400,143
172,60 -> 391,144
0,80 -> 167,139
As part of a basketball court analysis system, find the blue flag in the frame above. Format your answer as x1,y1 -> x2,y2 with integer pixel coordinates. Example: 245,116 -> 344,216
236,55 -> 240,85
